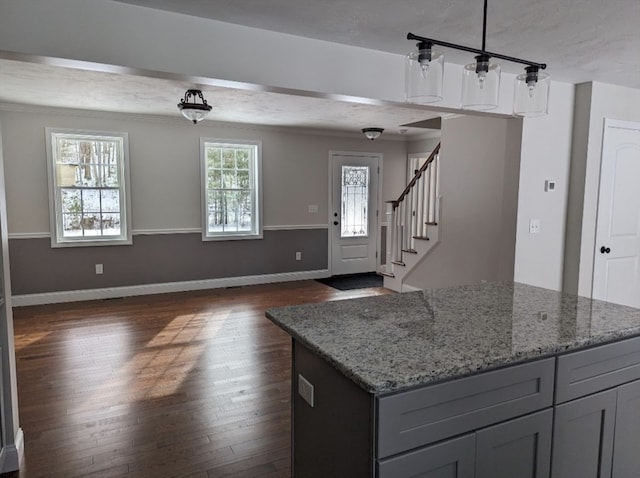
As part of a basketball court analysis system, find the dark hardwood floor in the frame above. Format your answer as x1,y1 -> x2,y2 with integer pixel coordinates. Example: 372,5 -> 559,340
6,280 -> 390,478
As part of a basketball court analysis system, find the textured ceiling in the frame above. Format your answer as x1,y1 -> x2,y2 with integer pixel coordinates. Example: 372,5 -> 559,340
1,0 -> 638,133
0,59 -> 442,135
116,0 -> 640,88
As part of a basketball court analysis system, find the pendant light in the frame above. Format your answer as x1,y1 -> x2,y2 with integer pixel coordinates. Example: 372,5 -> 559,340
177,89 -> 212,124
405,0 -> 549,116
513,66 -> 551,117
461,54 -> 501,110
405,41 -> 445,104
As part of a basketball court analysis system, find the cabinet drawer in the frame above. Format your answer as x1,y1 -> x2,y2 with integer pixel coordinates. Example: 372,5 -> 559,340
377,358 -> 554,458
377,434 -> 475,478
556,336 -> 640,403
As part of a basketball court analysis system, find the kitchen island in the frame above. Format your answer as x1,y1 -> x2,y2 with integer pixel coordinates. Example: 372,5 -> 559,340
266,282 -> 640,478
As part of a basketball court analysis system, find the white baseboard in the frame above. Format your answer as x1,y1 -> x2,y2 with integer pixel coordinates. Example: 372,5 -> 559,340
0,427 -> 24,473
13,270 -> 331,307
400,284 -> 423,292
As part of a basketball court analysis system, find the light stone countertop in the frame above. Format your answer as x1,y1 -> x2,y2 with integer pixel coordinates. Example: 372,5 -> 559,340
266,282 -> 640,394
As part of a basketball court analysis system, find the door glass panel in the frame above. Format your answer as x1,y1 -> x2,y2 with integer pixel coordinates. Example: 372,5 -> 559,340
341,165 -> 369,238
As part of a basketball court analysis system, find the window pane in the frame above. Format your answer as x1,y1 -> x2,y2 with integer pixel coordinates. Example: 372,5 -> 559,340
222,170 -> 236,188
62,214 -> 82,237
101,189 -> 120,213
208,170 -> 222,189
237,170 -> 249,188
60,189 -> 81,214
101,213 -> 121,236
207,148 -> 221,169
236,149 -> 250,169
82,214 -> 101,236
222,149 -> 235,169
82,189 -> 101,213
341,166 -> 369,238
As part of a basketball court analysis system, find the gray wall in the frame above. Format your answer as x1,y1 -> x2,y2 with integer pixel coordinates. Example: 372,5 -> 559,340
1,105 -> 408,297
9,230 -> 327,295
404,115 -> 521,289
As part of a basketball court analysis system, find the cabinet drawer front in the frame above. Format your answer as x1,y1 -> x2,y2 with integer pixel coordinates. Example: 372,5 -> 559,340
377,434 -> 475,478
556,336 -> 640,403
377,358 -> 554,458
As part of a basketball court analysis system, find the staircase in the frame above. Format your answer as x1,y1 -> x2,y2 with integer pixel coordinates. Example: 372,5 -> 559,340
381,144 -> 441,292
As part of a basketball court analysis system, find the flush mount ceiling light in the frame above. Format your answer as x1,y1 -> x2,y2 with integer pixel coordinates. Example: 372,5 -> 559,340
362,127 -> 384,140
405,0 -> 549,116
177,89 -> 212,124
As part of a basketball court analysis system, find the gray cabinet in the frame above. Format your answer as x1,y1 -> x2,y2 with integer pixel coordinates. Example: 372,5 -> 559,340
612,380 -> 640,478
378,409 -> 553,478
552,338 -> 640,478
476,409 -> 552,478
552,389 -> 617,478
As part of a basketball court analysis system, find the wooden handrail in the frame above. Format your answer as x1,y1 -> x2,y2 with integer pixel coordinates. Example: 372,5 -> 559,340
393,143 -> 441,209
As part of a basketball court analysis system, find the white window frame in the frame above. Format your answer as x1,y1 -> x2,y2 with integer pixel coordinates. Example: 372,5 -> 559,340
45,128 -> 132,247
200,138 -> 263,241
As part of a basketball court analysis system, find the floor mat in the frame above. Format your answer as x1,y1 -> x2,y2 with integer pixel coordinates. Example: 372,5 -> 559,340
316,272 -> 383,291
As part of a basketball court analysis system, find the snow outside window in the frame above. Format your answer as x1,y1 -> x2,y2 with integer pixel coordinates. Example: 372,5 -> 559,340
200,139 -> 262,241
46,129 -> 132,247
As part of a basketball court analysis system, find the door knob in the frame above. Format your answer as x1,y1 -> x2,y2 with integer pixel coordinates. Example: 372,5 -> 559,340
333,221 -> 339,226
600,246 -> 611,254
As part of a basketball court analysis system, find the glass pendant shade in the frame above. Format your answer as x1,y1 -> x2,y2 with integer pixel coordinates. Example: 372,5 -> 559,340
180,108 -> 210,124
405,47 -> 444,104
461,56 -> 501,110
513,69 -> 550,117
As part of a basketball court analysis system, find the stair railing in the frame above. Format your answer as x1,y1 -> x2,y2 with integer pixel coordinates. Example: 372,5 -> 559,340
386,143 -> 441,266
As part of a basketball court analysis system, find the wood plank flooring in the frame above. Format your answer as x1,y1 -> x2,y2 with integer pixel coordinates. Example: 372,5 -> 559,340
6,280 -> 390,478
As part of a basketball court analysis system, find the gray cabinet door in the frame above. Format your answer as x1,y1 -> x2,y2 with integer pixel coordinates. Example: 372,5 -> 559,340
475,409 -> 552,478
552,388 -> 617,478
612,380 -> 640,478
377,434 -> 475,478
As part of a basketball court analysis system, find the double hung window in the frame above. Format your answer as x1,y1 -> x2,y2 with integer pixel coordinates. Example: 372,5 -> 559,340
46,128 -> 132,247
201,139 -> 262,240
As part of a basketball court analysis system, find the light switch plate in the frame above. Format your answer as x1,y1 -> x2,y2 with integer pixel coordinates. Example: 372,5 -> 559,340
544,180 -> 556,192
298,374 -> 314,407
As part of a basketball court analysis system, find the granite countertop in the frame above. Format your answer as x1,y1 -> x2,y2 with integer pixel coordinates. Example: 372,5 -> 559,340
266,282 -> 640,394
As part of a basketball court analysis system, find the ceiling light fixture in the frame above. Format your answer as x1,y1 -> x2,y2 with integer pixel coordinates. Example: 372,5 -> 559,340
177,89 -> 212,124
362,127 -> 384,140
405,0 -> 549,116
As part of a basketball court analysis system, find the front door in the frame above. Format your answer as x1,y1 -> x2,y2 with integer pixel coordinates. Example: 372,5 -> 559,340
330,153 -> 380,276
592,119 -> 640,307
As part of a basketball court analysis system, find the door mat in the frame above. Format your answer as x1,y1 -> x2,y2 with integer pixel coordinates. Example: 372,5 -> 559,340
316,272 -> 383,291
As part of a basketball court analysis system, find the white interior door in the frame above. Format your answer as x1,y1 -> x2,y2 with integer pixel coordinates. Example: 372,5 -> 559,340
593,119 -> 640,307
330,153 -> 379,276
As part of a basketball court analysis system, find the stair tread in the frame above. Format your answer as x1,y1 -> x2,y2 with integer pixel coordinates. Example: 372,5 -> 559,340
391,260 -> 406,267
379,271 -> 395,278
401,249 -> 418,254
413,236 -> 431,241
425,221 -> 438,226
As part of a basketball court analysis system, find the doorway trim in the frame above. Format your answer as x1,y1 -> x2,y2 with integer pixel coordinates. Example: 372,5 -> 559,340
328,151 -> 383,276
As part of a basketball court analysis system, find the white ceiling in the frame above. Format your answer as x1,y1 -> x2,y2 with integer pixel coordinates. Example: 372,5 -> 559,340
1,0 -> 638,134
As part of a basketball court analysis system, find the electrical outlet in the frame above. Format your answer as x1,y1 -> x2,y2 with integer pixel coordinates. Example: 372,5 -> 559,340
295,251 -> 302,261
95,264 -> 104,275
298,374 -> 314,407
529,219 -> 540,234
